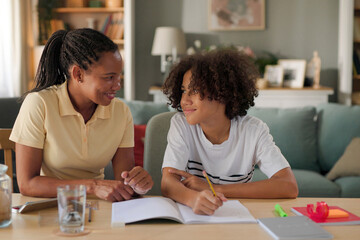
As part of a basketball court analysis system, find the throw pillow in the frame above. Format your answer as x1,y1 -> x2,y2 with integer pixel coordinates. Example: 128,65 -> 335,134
326,138 -> 360,180
248,106 -> 319,171
134,124 -> 147,167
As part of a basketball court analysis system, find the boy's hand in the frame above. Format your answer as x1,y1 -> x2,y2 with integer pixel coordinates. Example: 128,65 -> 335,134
191,190 -> 227,215
168,168 -> 209,191
121,166 -> 153,195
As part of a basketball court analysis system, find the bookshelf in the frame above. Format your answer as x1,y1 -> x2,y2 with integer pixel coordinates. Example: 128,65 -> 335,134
353,5 -> 360,104
53,7 -> 123,13
32,0 -> 135,100
53,7 -> 125,48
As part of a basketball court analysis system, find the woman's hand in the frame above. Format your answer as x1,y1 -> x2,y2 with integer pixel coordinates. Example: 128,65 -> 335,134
121,166 -> 153,195
92,180 -> 134,202
190,190 -> 227,215
168,168 -> 209,192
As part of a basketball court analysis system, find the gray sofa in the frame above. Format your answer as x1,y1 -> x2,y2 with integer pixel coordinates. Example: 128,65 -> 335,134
143,104 -> 360,197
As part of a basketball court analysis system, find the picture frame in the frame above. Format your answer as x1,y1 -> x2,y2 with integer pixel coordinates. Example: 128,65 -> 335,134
264,65 -> 284,87
278,59 -> 306,88
208,0 -> 265,31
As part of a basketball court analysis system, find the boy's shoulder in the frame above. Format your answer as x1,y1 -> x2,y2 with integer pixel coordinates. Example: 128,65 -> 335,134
172,112 -> 185,120
171,112 -> 188,125
171,112 -> 196,131
235,114 -> 267,131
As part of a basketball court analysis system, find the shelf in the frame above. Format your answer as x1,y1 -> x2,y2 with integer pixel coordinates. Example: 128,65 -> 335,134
353,75 -> 360,80
258,86 -> 333,91
353,77 -> 360,92
54,7 -> 124,13
352,91 -> 360,105
355,9 -> 360,16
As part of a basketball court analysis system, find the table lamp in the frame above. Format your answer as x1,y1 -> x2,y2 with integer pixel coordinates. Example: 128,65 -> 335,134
151,27 -> 186,74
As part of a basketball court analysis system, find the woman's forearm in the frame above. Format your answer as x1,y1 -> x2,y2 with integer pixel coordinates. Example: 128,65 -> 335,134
18,175 -> 96,198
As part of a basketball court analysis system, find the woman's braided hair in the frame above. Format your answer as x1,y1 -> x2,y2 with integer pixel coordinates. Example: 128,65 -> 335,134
26,28 -> 118,97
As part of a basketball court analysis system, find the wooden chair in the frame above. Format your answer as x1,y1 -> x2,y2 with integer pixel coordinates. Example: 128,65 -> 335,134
0,129 -> 15,180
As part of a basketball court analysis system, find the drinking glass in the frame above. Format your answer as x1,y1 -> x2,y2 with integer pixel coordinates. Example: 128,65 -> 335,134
57,185 -> 86,233
0,164 -> 12,228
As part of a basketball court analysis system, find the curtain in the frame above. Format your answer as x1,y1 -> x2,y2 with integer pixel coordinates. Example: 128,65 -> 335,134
0,0 -> 29,97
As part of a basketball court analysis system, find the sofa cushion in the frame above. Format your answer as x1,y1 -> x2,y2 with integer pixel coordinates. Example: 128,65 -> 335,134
119,98 -> 169,125
252,169 -> 341,197
248,107 -> 319,172
326,138 -> 360,180
316,103 -> 360,172
334,176 -> 360,198
292,169 -> 340,197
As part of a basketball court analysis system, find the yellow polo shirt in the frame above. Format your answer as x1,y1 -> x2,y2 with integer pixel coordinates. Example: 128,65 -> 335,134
10,81 -> 134,180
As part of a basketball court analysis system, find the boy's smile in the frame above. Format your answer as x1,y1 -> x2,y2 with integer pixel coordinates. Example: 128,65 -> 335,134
180,70 -> 227,128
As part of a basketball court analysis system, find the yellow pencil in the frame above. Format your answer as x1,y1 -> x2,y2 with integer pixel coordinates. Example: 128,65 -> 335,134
202,170 -> 217,197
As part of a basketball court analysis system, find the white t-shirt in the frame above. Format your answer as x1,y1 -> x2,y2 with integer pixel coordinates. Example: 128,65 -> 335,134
162,113 -> 290,184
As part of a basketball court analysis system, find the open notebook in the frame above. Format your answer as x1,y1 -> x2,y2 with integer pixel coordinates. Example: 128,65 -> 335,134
111,197 -> 256,226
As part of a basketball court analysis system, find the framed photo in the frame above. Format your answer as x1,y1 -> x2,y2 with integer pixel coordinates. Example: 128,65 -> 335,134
208,0 -> 265,31
264,65 -> 284,87
278,59 -> 306,88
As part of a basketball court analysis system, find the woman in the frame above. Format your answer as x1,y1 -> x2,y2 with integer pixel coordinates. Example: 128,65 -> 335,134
10,28 -> 153,201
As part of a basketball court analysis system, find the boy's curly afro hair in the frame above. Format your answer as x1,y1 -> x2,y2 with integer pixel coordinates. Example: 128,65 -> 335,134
162,49 -> 259,119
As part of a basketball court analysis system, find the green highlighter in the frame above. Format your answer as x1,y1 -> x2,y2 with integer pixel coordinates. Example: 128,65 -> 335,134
275,204 -> 288,217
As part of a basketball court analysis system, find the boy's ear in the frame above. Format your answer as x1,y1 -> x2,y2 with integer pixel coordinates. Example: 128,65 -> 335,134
70,65 -> 84,83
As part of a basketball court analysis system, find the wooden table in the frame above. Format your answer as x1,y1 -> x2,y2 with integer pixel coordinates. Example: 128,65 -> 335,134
1,194 -> 359,239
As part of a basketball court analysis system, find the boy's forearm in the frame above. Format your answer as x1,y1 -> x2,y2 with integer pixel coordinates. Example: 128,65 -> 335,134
214,178 -> 298,199
161,174 -> 197,208
214,167 -> 298,199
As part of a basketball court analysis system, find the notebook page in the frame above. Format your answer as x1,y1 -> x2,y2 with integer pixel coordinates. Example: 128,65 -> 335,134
112,197 -> 184,225
177,200 -> 257,224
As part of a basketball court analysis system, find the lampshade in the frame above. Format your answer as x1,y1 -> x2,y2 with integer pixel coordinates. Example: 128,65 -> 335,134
151,27 -> 186,56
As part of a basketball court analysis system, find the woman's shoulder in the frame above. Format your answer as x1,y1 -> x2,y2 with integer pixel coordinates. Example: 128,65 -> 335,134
110,98 -> 132,114
23,85 -> 58,105
112,97 -> 128,107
